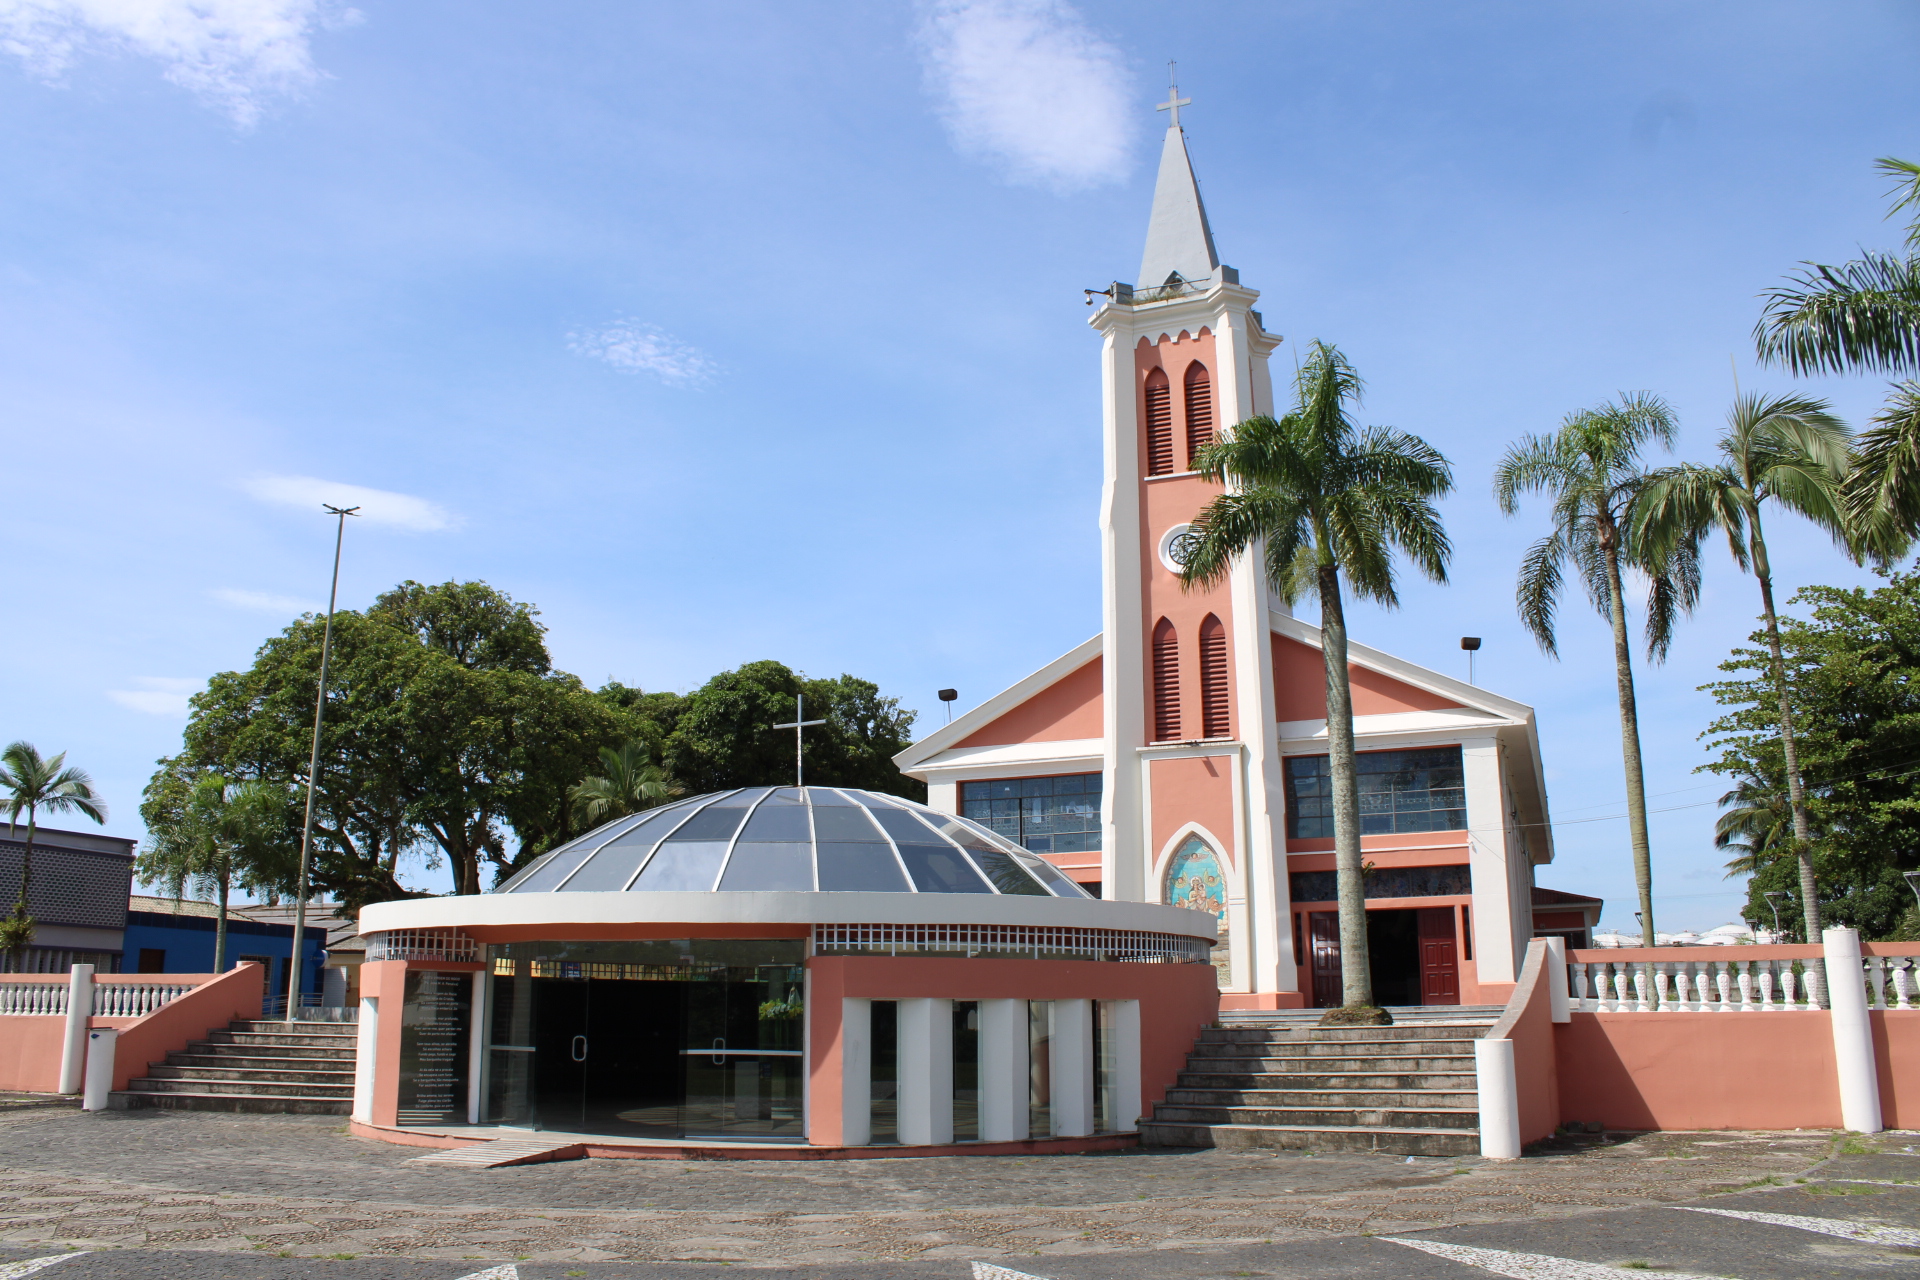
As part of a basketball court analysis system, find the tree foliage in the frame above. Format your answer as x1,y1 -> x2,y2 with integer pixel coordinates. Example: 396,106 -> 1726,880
1701,567 -> 1920,939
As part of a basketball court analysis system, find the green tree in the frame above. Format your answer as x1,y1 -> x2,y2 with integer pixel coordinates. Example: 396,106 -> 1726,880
1496,393 -> 1700,945
661,661 -> 923,800
1701,567 -> 1920,940
1711,772 -> 1797,880
569,742 -> 684,829
1635,394 -> 1853,945
1179,341 -> 1453,1015
137,770 -> 291,971
0,742 -> 108,967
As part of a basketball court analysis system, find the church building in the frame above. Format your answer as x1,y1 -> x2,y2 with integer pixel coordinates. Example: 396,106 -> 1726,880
898,93 -> 1567,1012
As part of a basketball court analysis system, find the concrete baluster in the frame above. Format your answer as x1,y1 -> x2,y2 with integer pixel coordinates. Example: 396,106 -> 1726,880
1736,961 -> 1755,1011
1892,958 -> 1915,1010
1868,957 -> 1888,1011
1781,962 -> 1799,1008
1569,962 -> 1589,1011
1633,964 -> 1652,1013
1653,963 -> 1673,1011
1757,961 -> 1776,1010
1609,962 -> 1628,1012
1714,961 -> 1734,1011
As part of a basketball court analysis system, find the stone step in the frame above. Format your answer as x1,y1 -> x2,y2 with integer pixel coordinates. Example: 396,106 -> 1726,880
124,1076 -> 353,1099
1152,1103 -> 1480,1130
1182,1028 -> 1482,1043
183,1040 -> 357,1058
1140,1120 -> 1480,1157
1217,1005 -> 1502,1026
208,1031 -> 360,1050
1188,1051 -> 1478,1070
145,1064 -> 356,1085
112,1090 -> 351,1116
229,1020 -> 360,1034
167,1051 -> 357,1070
1177,1071 -> 1477,1090
1164,1087 -> 1481,1109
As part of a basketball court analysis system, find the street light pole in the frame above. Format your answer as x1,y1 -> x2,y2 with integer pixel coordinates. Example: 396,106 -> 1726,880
1764,890 -> 1789,943
284,504 -> 358,1022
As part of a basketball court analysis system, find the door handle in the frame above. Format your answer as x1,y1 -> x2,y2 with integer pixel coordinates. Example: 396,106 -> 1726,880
711,1036 -> 726,1065
571,1035 -> 587,1062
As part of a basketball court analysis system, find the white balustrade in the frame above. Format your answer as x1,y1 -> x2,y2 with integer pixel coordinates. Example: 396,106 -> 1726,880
1558,950 -> 1916,1012
1892,958 -> 1915,1010
0,983 -> 68,1015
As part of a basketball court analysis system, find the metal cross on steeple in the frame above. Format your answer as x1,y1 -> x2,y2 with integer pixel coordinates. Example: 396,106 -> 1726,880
1157,62 -> 1189,129
772,695 -> 826,787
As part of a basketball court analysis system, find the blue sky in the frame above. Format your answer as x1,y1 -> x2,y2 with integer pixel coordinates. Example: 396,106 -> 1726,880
2,0 -> 1914,929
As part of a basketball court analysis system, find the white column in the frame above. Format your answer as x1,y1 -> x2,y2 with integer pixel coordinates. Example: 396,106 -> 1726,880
978,998 -> 1028,1142
1824,927 -> 1883,1134
1545,937 -> 1570,1023
1110,999 -> 1142,1132
1474,1037 -> 1521,1158
1050,998 -> 1094,1138
350,995 -> 379,1125
897,998 -> 954,1146
81,1027 -> 117,1110
1460,737 -> 1516,983
838,998 -> 872,1146
466,972 -> 487,1125
58,963 -> 94,1094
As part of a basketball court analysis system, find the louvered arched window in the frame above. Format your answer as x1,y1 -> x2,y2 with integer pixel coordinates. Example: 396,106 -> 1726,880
1152,617 -> 1181,741
1144,368 -> 1174,476
1199,614 -> 1229,739
1184,362 -> 1214,467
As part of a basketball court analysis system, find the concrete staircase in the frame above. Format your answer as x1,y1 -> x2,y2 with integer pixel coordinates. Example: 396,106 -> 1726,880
113,1019 -> 356,1115
1140,1007 -> 1500,1156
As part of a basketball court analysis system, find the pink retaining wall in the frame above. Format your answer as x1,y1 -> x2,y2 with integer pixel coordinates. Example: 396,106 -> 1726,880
108,963 -> 264,1092
0,970 -> 256,1093
0,1014 -> 70,1093
1486,940 -> 1559,1145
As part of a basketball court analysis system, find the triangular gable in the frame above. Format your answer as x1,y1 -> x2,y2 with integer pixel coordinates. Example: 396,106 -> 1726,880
957,657 -> 1102,748
1272,634 -> 1461,720
1269,611 -> 1534,723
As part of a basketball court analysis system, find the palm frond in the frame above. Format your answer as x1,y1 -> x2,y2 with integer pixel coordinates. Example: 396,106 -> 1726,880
1843,380 -> 1920,554
1754,251 -> 1920,376
1878,156 -> 1920,249
1514,531 -> 1567,656
1634,464 -> 1750,571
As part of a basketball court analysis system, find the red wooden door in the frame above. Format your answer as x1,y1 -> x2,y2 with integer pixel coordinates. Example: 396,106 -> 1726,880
1417,907 -> 1460,1005
1308,911 -> 1343,1008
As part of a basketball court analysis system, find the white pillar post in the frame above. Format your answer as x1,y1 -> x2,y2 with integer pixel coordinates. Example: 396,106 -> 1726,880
81,1027 -> 117,1110
978,998 -> 1028,1142
1474,1037 -> 1521,1159
1545,937 -> 1570,1023
837,998 -> 872,1146
1823,927 -> 1883,1134
466,972 -> 487,1125
897,998 -> 953,1146
1050,998 -> 1094,1138
58,963 -> 94,1094
1111,999 -> 1142,1132
350,995 -> 379,1125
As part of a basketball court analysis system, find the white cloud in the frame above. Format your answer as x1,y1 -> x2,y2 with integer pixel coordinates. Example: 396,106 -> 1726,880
240,474 -> 457,532
211,587 -> 318,614
0,0 -> 353,127
107,676 -> 199,716
568,319 -> 715,385
916,0 -> 1133,192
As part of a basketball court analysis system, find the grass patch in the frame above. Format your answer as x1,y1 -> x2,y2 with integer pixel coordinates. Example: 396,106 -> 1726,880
1836,1132 -> 1877,1155
1710,1176 -> 1780,1194
327,1254 -> 356,1261
1808,1183 -> 1884,1196
1619,1264 -> 1654,1271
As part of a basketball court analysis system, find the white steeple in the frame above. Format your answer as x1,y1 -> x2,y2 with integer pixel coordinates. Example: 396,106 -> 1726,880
1137,80 -> 1220,289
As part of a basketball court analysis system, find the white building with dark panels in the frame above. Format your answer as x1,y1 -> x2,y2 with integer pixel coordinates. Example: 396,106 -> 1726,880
0,825 -> 136,972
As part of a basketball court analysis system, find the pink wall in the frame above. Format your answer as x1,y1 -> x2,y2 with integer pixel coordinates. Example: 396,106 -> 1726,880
108,963 -> 264,1091
0,970 -> 255,1094
957,659 -> 1103,748
806,955 -> 1220,1146
1555,1012 -> 1844,1130
1272,634 -> 1461,722
1486,941 -> 1559,1143
1147,754 -> 1238,868
0,1015 -> 69,1093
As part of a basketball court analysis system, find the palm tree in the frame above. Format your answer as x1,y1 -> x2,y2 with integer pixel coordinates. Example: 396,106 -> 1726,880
1180,340 -> 1453,1017
1495,394 -> 1700,946
138,773 -> 289,972
1756,157 -> 1920,548
1712,774 -> 1796,880
1635,394 -> 1852,947
568,742 -> 683,829
0,742 -> 108,969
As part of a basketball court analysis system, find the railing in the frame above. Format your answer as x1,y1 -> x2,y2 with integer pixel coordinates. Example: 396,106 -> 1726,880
813,922 -> 1213,964
364,928 -> 481,963
261,993 -> 358,1021
1567,944 -> 1920,1013
0,977 -> 198,1017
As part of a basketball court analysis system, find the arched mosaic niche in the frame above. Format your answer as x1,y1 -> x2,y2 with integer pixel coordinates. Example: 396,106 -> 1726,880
1163,835 -> 1230,987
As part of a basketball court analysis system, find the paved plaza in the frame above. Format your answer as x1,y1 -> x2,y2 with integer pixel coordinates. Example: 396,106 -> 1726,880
0,1107 -> 1916,1277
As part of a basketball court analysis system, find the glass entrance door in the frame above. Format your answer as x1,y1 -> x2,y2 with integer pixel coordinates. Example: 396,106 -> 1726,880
484,939 -> 807,1142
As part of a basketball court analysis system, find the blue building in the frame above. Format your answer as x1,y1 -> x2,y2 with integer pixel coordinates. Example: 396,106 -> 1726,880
122,895 -> 327,1004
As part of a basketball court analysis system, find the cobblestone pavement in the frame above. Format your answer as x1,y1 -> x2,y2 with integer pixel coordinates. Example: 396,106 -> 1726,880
0,1109 -> 1912,1269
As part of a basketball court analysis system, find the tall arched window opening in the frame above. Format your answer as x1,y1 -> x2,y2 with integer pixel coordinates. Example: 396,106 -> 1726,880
1184,362 -> 1214,467
1144,369 -> 1174,476
1151,617 -> 1181,741
1199,613 -> 1229,739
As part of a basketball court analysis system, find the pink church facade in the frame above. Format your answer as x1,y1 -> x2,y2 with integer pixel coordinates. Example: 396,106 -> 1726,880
898,110 -> 1564,1012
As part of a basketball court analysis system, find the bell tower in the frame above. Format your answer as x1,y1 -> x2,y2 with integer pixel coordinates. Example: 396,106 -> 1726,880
1088,86 -> 1295,999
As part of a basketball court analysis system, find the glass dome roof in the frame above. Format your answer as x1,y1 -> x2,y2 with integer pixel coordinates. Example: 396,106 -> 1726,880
495,786 -> 1094,898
